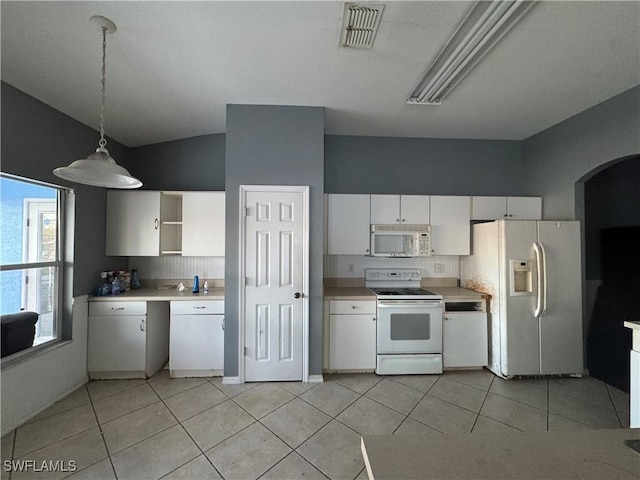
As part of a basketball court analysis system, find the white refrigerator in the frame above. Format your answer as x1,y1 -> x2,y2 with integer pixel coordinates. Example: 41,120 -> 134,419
460,220 -> 583,378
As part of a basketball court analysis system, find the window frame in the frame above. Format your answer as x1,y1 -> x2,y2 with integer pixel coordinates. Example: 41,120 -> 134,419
1,173 -> 74,365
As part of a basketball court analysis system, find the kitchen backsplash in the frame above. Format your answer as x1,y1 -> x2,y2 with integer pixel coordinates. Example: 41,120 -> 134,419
324,255 -> 459,278
129,256 -> 225,280
130,255 -> 459,281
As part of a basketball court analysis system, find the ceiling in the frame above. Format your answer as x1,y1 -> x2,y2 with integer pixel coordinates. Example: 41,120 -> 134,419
2,1 -> 639,148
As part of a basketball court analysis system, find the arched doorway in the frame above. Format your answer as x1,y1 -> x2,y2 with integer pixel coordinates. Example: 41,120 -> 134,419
577,155 -> 640,391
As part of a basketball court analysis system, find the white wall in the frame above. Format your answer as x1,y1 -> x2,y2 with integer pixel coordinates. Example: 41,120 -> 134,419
1,296 -> 89,436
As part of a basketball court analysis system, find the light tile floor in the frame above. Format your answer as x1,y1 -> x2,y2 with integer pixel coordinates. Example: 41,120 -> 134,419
1,370 -> 630,480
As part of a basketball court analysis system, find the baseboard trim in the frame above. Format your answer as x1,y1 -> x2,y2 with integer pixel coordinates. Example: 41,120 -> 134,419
307,374 -> 324,383
222,376 -> 242,385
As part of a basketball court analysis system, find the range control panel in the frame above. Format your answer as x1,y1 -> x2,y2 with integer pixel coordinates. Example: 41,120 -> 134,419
365,269 -> 422,281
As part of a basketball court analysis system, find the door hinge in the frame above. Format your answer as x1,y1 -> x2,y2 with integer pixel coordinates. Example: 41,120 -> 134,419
244,346 -> 249,357
25,274 -> 29,285
243,207 -> 249,218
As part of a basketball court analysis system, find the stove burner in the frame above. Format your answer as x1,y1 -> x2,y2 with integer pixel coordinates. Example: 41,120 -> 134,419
369,287 -> 439,296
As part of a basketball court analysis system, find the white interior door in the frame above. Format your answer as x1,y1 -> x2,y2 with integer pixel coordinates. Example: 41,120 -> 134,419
243,187 -> 308,382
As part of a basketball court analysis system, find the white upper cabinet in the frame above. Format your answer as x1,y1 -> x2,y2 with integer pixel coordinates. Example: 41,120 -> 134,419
401,195 -> 431,224
182,192 -> 225,256
107,190 -> 225,257
106,191 -> 162,256
370,195 -> 430,224
506,197 -> 542,220
430,196 -> 471,255
472,196 -> 542,220
327,194 -> 371,255
370,195 -> 400,224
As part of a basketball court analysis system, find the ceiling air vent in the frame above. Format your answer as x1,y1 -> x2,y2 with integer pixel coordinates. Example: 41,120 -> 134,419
340,3 -> 384,49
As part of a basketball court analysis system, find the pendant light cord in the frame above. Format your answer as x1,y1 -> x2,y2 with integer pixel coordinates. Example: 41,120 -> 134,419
98,26 -> 108,150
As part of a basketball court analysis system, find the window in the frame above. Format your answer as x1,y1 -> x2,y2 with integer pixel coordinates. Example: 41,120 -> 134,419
1,173 -> 73,359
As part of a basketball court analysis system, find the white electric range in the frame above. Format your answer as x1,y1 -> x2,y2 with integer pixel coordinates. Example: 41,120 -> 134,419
366,268 -> 444,375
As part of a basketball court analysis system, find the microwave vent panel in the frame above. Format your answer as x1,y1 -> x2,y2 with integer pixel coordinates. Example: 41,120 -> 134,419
372,224 -> 431,232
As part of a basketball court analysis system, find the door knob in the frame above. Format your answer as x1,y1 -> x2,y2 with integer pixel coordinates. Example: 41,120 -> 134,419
294,292 -> 301,299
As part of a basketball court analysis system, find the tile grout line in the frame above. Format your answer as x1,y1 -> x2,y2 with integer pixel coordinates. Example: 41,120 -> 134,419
604,383 -> 625,428
469,373 -> 495,433
84,384 -> 119,480
154,377 -> 229,480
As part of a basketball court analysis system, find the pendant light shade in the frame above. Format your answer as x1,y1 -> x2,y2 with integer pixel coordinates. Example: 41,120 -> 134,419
54,147 -> 142,189
53,16 -> 142,189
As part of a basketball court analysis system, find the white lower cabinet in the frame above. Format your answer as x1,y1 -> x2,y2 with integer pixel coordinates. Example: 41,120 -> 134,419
328,300 -> 377,370
631,348 -> 639,428
443,312 -> 488,368
170,300 -> 224,377
88,301 -> 169,379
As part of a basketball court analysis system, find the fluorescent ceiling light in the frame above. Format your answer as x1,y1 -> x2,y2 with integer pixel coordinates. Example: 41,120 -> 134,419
408,0 -> 536,105
340,3 -> 384,49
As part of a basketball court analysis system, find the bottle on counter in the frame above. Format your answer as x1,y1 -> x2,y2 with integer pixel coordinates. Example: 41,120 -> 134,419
131,269 -> 141,289
192,275 -> 200,294
111,275 -> 122,295
99,271 -> 110,296
203,281 -> 209,294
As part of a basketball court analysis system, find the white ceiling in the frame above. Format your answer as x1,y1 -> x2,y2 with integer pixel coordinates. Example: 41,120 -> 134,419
2,1 -> 639,148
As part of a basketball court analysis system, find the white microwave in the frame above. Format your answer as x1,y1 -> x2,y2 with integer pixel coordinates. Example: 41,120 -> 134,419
370,225 -> 431,257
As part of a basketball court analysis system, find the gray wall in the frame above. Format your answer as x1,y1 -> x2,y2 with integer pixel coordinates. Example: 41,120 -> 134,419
1,81 -> 128,296
325,136 -> 524,194
224,105 -> 325,378
126,134 -> 225,191
523,86 -> 640,220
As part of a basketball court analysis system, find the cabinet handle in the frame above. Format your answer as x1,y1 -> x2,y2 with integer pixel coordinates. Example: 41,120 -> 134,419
372,317 -> 376,322
111,307 -> 124,311
193,306 -> 206,309
140,319 -> 145,331
222,320 -> 225,331
154,218 -> 159,229
352,305 -> 358,309
396,219 -> 400,223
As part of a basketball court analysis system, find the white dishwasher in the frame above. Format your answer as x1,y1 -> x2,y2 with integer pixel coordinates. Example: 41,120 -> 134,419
170,300 -> 224,378
442,299 -> 488,368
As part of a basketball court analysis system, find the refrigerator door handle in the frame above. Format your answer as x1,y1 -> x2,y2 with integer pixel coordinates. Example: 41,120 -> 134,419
539,241 -> 548,316
533,242 -> 543,318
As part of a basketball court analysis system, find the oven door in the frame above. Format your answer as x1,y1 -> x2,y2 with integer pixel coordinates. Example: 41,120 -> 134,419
377,300 -> 443,354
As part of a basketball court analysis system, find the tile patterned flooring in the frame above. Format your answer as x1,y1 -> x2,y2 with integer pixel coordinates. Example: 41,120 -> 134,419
1,370 -> 630,480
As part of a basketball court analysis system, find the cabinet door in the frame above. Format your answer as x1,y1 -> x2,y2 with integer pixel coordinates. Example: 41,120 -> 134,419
182,192 -> 225,256
401,195 -> 430,224
430,196 -> 471,255
443,312 -> 488,368
106,191 -> 161,256
327,194 -> 371,255
471,196 -> 507,220
370,195 -> 400,224
170,314 -> 224,371
507,197 -> 542,220
88,315 -> 146,372
329,314 -> 376,370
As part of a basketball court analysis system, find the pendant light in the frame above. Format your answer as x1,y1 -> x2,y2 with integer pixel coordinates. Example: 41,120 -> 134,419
54,16 -> 142,189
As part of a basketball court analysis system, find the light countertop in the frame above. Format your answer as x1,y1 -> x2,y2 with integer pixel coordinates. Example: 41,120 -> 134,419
90,287 -> 224,302
323,287 -> 376,301
428,286 -> 487,301
624,320 -> 640,331
361,428 -> 640,480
